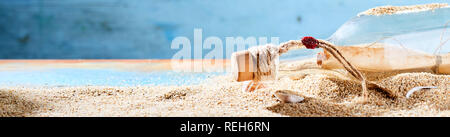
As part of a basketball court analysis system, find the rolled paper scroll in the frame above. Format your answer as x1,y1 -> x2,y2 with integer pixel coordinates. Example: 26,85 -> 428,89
317,44 -> 450,74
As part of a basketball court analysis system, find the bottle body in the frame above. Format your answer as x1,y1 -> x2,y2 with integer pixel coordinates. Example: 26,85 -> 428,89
321,5 -> 450,74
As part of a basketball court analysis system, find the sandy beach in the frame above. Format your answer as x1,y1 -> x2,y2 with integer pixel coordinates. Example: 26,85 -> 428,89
1,3 -> 449,117
1,58 -> 448,117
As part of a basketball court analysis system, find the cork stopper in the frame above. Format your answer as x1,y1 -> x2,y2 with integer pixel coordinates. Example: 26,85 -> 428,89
231,50 -> 255,82
231,45 -> 280,82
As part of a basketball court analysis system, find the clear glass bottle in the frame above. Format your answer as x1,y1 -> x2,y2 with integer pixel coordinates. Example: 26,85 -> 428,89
320,5 -> 450,74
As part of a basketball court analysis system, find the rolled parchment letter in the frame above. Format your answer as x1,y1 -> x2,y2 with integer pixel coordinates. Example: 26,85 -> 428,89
317,44 -> 450,74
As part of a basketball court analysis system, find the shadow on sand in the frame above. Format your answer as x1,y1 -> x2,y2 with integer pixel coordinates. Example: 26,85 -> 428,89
266,70 -> 399,117
0,90 -> 40,117
266,96 -> 379,117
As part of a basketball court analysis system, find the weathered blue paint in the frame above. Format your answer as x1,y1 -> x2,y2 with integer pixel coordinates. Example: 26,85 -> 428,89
0,0 -> 447,59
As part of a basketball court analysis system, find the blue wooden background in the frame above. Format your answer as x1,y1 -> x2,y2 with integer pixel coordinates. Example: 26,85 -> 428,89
0,0 -> 447,59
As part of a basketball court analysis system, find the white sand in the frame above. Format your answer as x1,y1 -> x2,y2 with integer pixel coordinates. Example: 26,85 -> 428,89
1,58 -> 448,117
358,3 -> 448,16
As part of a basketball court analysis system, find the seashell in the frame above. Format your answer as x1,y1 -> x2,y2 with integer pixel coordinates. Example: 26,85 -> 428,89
274,90 -> 305,103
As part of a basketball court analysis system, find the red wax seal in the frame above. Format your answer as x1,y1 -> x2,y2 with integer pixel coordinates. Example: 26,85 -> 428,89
301,36 -> 318,49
